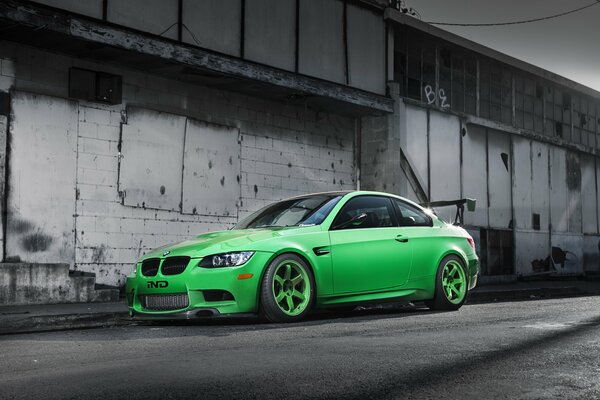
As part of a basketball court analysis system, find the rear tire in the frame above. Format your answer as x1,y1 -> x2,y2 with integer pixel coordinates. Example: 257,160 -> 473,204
260,254 -> 315,323
426,255 -> 468,311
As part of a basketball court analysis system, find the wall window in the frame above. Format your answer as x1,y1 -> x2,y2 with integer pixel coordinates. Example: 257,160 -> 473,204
480,61 -> 512,125
515,74 -> 543,134
544,85 -> 571,140
393,27 -> 598,150
573,95 -> 597,148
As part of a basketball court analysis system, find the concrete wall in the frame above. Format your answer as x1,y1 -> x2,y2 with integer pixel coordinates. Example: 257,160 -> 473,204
0,114 -> 5,262
29,0 -> 387,96
108,0 -> 179,40
6,92 -> 78,265
183,0 -> 242,56
347,4 -> 386,94
31,0 -> 103,19
298,0 -> 345,84
0,41 -> 356,287
387,98 -> 600,278
244,0 -> 296,71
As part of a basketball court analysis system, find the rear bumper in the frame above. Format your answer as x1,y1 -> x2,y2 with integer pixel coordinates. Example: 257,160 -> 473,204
468,257 -> 480,290
125,251 -> 273,317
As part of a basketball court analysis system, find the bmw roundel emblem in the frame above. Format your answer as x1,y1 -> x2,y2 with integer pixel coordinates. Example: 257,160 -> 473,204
163,250 -> 171,256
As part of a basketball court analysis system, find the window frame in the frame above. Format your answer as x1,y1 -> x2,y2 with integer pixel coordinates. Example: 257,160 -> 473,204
392,198 -> 434,228
329,195 -> 399,231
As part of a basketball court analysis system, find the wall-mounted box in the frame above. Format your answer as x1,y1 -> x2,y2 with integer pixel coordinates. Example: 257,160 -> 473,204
69,68 -> 122,105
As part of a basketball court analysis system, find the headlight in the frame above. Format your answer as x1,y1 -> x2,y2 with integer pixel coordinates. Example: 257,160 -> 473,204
198,251 -> 255,268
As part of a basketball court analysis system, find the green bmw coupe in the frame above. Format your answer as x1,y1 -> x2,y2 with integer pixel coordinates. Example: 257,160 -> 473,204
126,191 -> 479,322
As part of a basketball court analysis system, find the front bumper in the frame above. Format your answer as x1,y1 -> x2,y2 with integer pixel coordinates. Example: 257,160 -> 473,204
126,251 -> 273,318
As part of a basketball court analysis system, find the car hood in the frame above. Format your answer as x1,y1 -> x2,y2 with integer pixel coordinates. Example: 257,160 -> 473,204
139,226 -> 319,261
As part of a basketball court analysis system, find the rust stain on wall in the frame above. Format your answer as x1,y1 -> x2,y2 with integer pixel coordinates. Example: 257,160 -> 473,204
21,233 -> 53,252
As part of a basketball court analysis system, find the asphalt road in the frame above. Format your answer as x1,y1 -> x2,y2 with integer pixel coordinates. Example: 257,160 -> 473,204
1,297 -> 599,400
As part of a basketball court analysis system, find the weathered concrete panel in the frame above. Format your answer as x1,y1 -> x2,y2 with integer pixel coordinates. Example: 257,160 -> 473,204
244,0 -> 295,71
487,129 -> 512,229
597,160 -> 600,233
566,151 -> 582,233
581,155 -> 598,234
298,0 -> 345,84
404,104 -> 428,195
531,141 -> 550,232
550,233 -> 583,275
515,231 -> 550,276
32,0 -> 103,19
7,92 -> 77,264
183,0 -> 242,56
462,125 -> 488,227
120,108 -> 187,211
512,137 -> 532,230
182,119 -> 240,217
347,4 -> 385,94
107,0 -> 179,40
550,146 -> 568,232
583,235 -> 600,274
429,111 -> 460,222
0,114 -> 6,261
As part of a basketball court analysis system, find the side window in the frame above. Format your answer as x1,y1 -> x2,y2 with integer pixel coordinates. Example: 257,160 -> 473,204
394,200 -> 432,227
331,196 -> 396,230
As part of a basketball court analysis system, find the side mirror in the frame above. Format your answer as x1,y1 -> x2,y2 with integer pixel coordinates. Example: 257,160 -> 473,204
332,212 -> 367,230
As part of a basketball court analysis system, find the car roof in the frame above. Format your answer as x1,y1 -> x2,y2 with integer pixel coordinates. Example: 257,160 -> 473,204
281,190 -> 423,209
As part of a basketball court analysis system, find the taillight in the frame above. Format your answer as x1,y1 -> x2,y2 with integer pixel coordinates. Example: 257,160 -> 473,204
467,237 -> 475,250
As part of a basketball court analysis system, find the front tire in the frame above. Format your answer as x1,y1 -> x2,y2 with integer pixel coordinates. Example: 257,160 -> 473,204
260,254 -> 315,323
426,255 -> 468,311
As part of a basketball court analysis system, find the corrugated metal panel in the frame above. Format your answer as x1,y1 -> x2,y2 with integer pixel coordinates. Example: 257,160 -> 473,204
461,125 -> 488,227
487,129 -> 511,229
298,0 -> 345,84
581,155 -> 598,234
347,4 -> 386,94
119,108 -> 187,211
531,142 -> 550,232
549,146 -> 568,232
244,0 -> 295,71
6,92 -> 78,264
512,137 -> 532,230
182,119 -> 240,217
182,0 -> 242,56
107,0 -> 179,40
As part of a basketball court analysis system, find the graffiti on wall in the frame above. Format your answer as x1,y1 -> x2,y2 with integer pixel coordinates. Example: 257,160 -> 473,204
424,85 -> 450,109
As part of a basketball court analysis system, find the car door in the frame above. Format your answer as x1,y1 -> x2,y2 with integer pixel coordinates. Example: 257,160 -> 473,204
329,195 -> 413,294
392,198 -> 437,280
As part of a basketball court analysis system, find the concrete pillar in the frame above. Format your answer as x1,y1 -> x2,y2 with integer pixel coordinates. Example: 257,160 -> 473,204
359,82 -> 423,202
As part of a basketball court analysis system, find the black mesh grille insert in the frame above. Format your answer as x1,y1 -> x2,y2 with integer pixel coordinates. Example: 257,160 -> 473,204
161,256 -> 190,276
141,258 -> 160,277
140,293 -> 189,311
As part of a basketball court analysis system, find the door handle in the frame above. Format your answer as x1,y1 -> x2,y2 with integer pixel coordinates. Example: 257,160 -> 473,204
395,235 -> 409,243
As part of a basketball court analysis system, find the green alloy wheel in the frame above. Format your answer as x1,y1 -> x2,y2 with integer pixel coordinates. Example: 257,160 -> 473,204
260,254 -> 315,322
426,255 -> 468,311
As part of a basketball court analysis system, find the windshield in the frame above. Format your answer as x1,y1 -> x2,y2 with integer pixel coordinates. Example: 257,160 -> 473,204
234,195 -> 342,229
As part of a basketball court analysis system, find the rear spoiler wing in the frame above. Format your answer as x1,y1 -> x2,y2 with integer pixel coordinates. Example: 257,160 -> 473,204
419,198 -> 476,226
